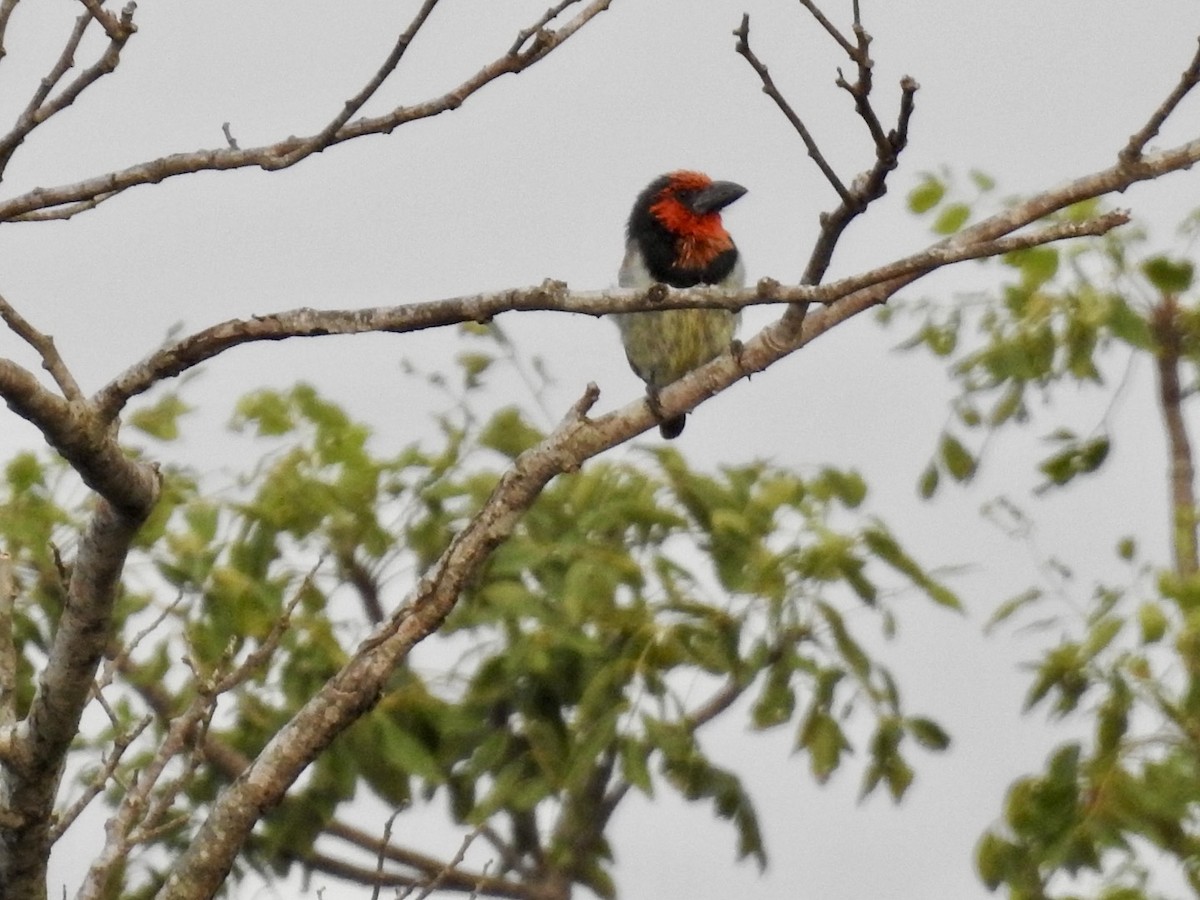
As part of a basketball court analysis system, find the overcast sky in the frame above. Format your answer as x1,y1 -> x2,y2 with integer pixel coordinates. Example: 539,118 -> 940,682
3,1 -> 1199,898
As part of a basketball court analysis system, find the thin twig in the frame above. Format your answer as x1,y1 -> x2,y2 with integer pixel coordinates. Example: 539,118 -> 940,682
799,74 -> 919,289
735,14 -> 850,204
414,827 -> 484,900
50,714 -> 152,841
1121,35 -> 1200,162
0,0 -> 20,60
0,11 -> 91,175
0,0 -> 611,223
0,3 -> 137,177
796,0 -> 859,60
6,192 -> 123,222
323,819 -> 531,896
267,0 -> 442,170
0,293 -> 82,399
213,564 -> 313,693
509,0 -> 583,55
370,807 -> 406,900
734,1 -> 918,345
76,0 -> 135,43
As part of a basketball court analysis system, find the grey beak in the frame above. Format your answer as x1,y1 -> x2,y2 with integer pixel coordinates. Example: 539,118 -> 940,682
690,180 -> 747,215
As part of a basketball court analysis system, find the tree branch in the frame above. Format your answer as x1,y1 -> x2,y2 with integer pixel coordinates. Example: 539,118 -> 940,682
92,209 -> 1129,421
1121,36 -> 1200,163
1151,293 -> 1199,576
0,0 -> 20,61
734,14 -> 850,204
0,292 -> 82,400
0,0 -> 612,223
734,1 -> 919,346
0,552 -> 14,734
263,0 -> 443,171
0,2 -> 137,178
2,499 -> 145,897
0,356 -> 157,513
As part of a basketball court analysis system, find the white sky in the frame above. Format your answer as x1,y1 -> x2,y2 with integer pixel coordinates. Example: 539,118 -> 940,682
2,0 -> 1198,898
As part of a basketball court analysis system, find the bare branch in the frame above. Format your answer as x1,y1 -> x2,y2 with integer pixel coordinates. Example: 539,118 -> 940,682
0,552 -> 14,732
4,499 -> 148,897
265,0 -> 442,171
2,11 -> 92,156
796,0 -> 860,60
6,191 -> 124,222
76,0 -> 136,43
0,0 -> 20,61
0,3 -> 137,178
735,14 -> 851,203
78,689 -> 213,900
735,1 -> 919,347
0,354 -> 157,512
0,0 -> 612,223
1152,294 -> 1199,575
90,209 -> 1127,424
0,292 -> 82,399
50,714 -> 151,842
1121,36 -> 1200,162
414,828 -> 485,900
799,75 -> 917,288
510,0 -> 586,55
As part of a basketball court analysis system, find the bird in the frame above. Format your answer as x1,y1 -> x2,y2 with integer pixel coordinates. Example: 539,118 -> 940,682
614,170 -> 746,439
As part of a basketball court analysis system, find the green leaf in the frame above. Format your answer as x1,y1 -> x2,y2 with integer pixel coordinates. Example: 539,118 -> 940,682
817,602 -> 870,678
456,351 -> 494,388
1106,297 -> 1153,350
906,716 -> 951,751
618,737 -> 653,795
233,389 -> 295,435
751,665 -> 796,729
5,452 -> 45,492
907,177 -> 945,214
128,393 -> 192,441
985,587 -> 1042,633
1142,255 -> 1195,293
939,432 -> 976,481
1116,536 -> 1137,561
917,462 -> 939,499
1037,435 -> 1110,489
1004,246 -> 1059,289
863,527 -> 962,610
479,407 -> 543,458
797,708 -> 847,782
1082,616 -> 1122,658
932,203 -> 970,235
969,169 -> 996,192
819,468 -> 868,508
1137,602 -> 1168,644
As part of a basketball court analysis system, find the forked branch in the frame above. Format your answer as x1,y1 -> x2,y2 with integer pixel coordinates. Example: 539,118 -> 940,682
0,2 -> 137,178
0,0 -> 612,223
734,0 -> 919,347
1121,35 -> 1200,162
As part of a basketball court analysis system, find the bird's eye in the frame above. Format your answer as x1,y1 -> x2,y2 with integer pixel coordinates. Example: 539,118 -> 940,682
674,189 -> 697,208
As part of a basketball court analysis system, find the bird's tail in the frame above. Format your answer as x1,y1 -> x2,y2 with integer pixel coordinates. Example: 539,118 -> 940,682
659,414 -> 686,440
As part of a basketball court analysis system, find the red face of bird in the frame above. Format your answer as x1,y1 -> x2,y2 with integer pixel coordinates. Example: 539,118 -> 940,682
646,170 -> 747,245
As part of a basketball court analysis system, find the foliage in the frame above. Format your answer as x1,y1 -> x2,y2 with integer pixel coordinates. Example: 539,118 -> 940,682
3,330 -> 959,898
893,181 -> 1200,900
